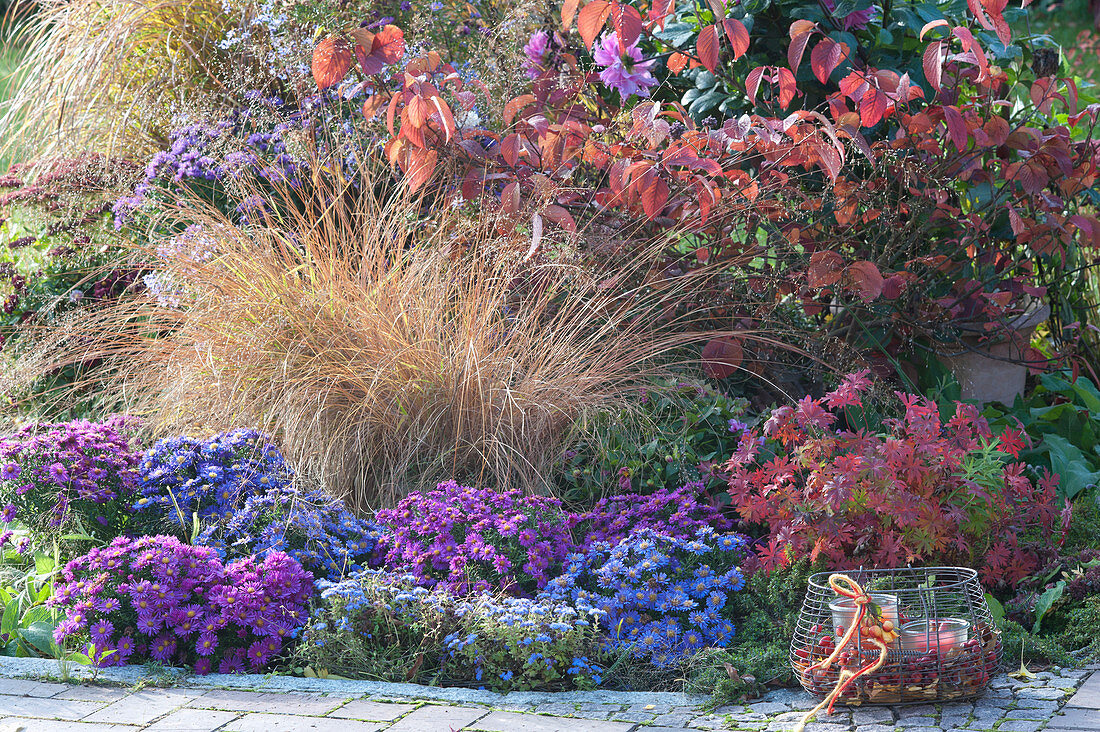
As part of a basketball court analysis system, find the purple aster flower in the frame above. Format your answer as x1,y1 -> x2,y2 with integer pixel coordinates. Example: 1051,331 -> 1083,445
89,619 -> 114,642
0,504 -> 16,522
592,33 -> 657,102
728,418 -> 749,433
0,462 -> 20,480
47,462 -> 70,485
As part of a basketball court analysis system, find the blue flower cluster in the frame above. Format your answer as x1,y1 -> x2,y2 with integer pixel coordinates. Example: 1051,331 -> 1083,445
308,569 -> 605,691
202,484 -> 381,582
540,527 -> 750,668
133,429 -> 293,529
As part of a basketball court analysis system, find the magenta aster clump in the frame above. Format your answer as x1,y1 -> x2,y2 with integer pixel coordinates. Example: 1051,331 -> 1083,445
575,482 -> 731,548
0,416 -> 142,547
373,481 -> 577,595
592,33 -> 657,102
49,535 -> 312,674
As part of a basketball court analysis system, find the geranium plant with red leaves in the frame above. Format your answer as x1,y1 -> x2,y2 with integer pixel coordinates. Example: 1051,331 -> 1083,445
725,370 -> 1064,586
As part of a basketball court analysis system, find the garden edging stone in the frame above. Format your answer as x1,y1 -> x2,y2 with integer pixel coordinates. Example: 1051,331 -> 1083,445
1,656 -> 1099,731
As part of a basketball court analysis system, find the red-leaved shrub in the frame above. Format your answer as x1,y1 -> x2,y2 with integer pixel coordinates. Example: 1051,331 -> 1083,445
726,371 -> 1062,586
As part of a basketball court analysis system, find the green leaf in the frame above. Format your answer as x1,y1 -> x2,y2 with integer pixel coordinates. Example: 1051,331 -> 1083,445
33,553 -> 54,576
20,606 -> 56,627
18,621 -> 60,657
1043,434 -> 1100,500
1032,581 -> 1065,634
985,592 -> 1005,624
1,597 -> 19,638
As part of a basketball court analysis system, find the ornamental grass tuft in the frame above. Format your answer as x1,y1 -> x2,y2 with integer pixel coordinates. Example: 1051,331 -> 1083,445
12,162 -> 714,505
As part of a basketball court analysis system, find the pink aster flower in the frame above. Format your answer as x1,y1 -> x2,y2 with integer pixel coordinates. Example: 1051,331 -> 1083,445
592,33 -> 657,102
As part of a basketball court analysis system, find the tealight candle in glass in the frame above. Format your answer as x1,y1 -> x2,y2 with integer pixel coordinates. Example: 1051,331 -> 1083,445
899,618 -> 970,653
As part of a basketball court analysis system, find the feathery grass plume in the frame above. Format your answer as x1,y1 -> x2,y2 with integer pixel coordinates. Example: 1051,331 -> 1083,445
8,159 -> 755,506
0,0 -> 255,162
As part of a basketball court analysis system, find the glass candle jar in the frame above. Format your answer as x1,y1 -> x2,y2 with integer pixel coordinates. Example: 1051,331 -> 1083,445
828,593 -> 900,639
899,618 -> 970,653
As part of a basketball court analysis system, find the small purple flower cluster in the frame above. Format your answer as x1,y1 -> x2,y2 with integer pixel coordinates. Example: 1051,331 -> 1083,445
575,483 -> 731,547
0,417 -> 141,548
133,429 -> 293,532
374,481 -> 578,596
49,535 -> 312,674
112,101 -> 303,229
541,527 -> 750,668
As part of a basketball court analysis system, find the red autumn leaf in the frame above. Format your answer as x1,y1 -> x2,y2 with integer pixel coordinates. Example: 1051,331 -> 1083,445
373,25 -> 405,63
942,105 -> 968,152
312,36 -> 353,90
952,26 -> 989,81
542,204 -> 577,232
859,86 -> 889,127
502,180 -> 521,214
746,66 -> 766,106
503,94 -> 536,125
697,24 -> 720,73
609,2 -> 644,48
777,67 -> 798,109
401,147 -> 438,192
919,19 -> 949,39
561,0 -> 581,28
788,25 -> 813,74
923,41 -> 944,91
668,52 -> 689,74
358,25 -> 406,75
702,336 -> 744,379
807,250 -> 845,288
881,274 -> 908,300
810,38 -> 849,85
500,134 -> 522,166
641,176 -> 670,219
577,0 -> 611,49
845,260 -> 884,302
721,18 -> 750,59
648,0 -> 675,26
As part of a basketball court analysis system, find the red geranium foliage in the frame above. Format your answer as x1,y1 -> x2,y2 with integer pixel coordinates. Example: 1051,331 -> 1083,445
725,371 -> 1063,586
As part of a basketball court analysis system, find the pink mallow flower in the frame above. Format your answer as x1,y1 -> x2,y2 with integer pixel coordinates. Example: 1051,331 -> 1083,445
593,33 -> 657,102
523,30 -> 551,80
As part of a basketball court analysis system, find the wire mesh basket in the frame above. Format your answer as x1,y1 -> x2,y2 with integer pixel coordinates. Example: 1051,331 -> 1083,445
790,567 -> 1002,705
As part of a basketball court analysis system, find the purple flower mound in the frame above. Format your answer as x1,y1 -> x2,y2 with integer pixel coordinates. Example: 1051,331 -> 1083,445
0,416 -> 142,547
373,481 -> 578,596
575,482 -> 732,548
49,535 -> 312,674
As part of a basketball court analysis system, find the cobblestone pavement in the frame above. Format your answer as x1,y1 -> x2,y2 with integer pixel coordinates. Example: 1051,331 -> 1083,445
0,666 -> 1096,731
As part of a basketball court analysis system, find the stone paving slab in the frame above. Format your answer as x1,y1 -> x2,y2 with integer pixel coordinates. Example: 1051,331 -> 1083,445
0,659 -> 1096,731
